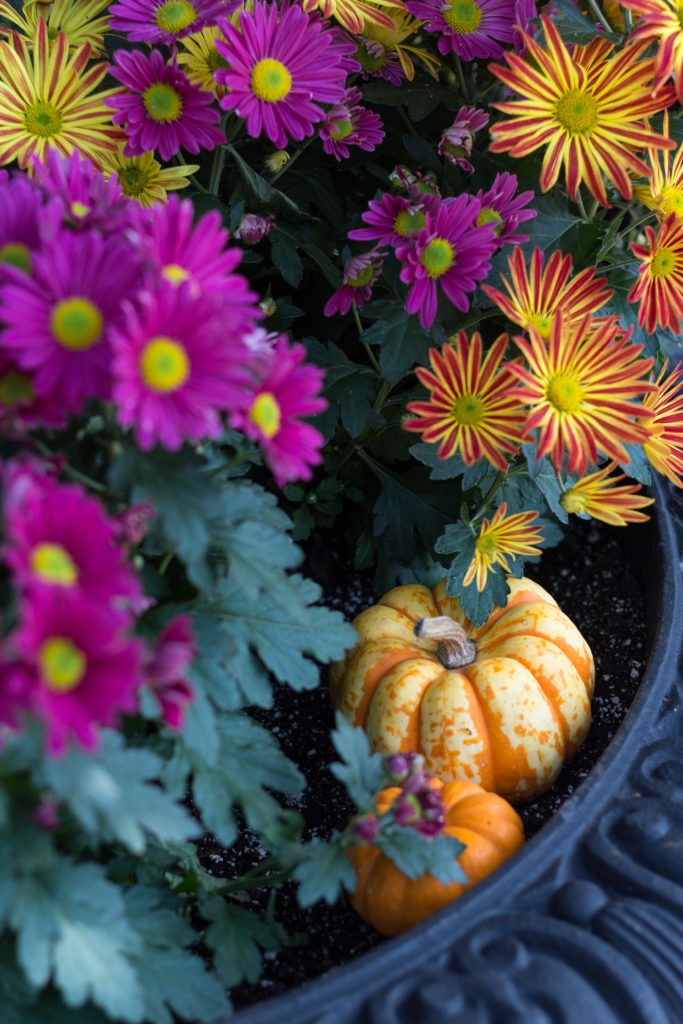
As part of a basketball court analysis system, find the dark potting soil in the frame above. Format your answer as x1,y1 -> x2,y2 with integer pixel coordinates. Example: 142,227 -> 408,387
196,518 -> 648,1010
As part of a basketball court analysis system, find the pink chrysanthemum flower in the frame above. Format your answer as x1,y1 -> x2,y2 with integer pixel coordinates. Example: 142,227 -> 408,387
111,280 -> 251,451
107,47 -> 225,161
14,588 -> 143,756
319,86 -> 384,160
0,174 -> 51,279
229,336 -> 327,487
406,0 -> 516,58
32,149 -> 132,237
0,229 -> 142,415
324,247 -> 384,315
348,190 -> 441,248
214,2 -> 354,149
512,0 -> 541,54
132,196 -> 261,321
396,195 -> 498,328
438,106 -> 489,173
474,171 -> 536,247
3,467 -> 143,611
109,0 -> 227,46
145,614 -> 196,730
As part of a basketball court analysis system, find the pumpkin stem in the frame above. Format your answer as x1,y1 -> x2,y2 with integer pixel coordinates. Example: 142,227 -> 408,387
413,616 -> 477,669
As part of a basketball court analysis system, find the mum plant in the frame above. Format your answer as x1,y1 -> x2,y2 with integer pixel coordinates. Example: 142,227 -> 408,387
1,0 -> 683,1019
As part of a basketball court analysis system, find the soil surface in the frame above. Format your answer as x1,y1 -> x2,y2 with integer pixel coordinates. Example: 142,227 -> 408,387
196,518 -> 648,1010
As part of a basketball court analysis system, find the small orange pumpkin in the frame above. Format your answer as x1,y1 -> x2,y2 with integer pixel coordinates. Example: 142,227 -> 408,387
331,577 -> 595,803
347,778 -> 524,936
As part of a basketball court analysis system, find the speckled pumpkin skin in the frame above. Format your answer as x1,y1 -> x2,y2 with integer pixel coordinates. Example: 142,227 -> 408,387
331,577 -> 595,803
347,778 -> 525,937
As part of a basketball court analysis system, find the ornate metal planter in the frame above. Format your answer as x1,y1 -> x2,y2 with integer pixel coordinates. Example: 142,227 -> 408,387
235,474 -> 683,1024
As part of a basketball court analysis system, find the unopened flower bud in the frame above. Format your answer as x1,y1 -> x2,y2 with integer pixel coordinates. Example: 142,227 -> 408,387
235,213 -> 275,245
265,150 -> 290,173
259,297 -> 278,318
354,813 -> 380,843
393,793 -> 422,827
385,751 -> 423,782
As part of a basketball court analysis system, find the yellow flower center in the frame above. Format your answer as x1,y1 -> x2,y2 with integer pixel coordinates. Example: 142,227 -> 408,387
156,0 -> 197,32
70,201 -> 91,219
443,0 -> 483,34
559,488 -> 587,515
39,637 -> 87,693
527,311 -> 553,338
140,336 -> 190,392
394,209 -> 426,236
0,370 -> 34,405
249,391 -> 281,438
23,100 -> 63,138
330,118 -> 353,140
555,88 -> 598,134
143,83 -> 183,122
477,208 -> 504,235
453,394 -> 484,425
251,59 -> 292,102
420,237 -> 454,277
659,186 -> 683,217
347,264 -> 375,287
0,242 -> 31,273
651,246 -> 677,277
475,532 -> 499,555
117,164 -> 151,199
50,297 -> 103,351
547,373 -> 584,413
30,542 -> 78,586
162,263 -> 190,285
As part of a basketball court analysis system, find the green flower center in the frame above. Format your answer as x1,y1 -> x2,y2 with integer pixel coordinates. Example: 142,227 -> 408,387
51,297 -> 103,351
31,542 -> 78,586
453,394 -> 484,425
555,88 -> 598,134
443,0 -> 483,34
140,336 -> 190,392
118,165 -> 150,198
547,372 -> 583,413
143,83 -> 183,122
251,58 -> 292,103
0,242 -> 31,273
420,237 -> 454,278
477,208 -> 504,235
156,0 -> 196,33
651,246 -> 677,277
39,637 -> 86,693
330,118 -> 353,141
347,264 -> 375,288
249,392 -> 281,438
206,46 -> 229,73
394,209 -> 426,236
0,370 -> 34,405
23,100 -> 63,138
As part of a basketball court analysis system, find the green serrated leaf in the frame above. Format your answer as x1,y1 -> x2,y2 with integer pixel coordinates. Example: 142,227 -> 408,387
299,242 -> 343,289
330,714 -> 385,812
377,828 -> 467,885
410,442 -> 467,481
293,837 -> 357,907
620,443 -> 652,485
549,0 -> 610,44
362,309 -> 432,384
371,463 -> 456,565
202,895 -> 281,988
402,134 -> 442,174
270,229 -> 303,288
228,146 -> 316,221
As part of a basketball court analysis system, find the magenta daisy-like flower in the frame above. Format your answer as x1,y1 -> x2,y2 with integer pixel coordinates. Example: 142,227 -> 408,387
107,47 -> 225,161
324,247 -> 384,316
474,171 -> 536,247
214,2 -> 353,149
348,190 -> 441,248
109,0 -> 226,45
0,174 -> 52,279
111,280 -> 250,451
14,588 -> 143,756
438,105 -> 489,173
32,149 -> 133,237
3,467 -> 143,611
144,614 -> 196,730
132,196 -> 261,322
0,229 -> 142,415
406,0 -> 516,58
229,336 -> 327,487
318,86 -> 384,161
396,195 -> 498,328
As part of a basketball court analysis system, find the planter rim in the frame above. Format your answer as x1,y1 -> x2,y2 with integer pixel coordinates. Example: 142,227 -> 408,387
233,474 -> 683,1024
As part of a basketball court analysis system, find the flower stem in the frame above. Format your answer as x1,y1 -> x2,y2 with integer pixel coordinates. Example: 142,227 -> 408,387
471,469 -> 508,522
586,0 -> 612,33
269,135 -> 314,184
33,440 -> 109,495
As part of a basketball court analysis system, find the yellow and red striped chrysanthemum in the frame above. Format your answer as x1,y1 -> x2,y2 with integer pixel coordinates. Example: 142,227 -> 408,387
640,361 -> 683,486
628,212 -> 683,334
0,0 -> 110,54
404,331 -> 527,471
488,14 -> 675,207
482,246 -> 613,338
560,462 -> 654,525
621,0 -> 683,102
302,0 -> 402,33
634,111 -> 683,217
463,502 -> 544,592
507,312 -> 656,476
